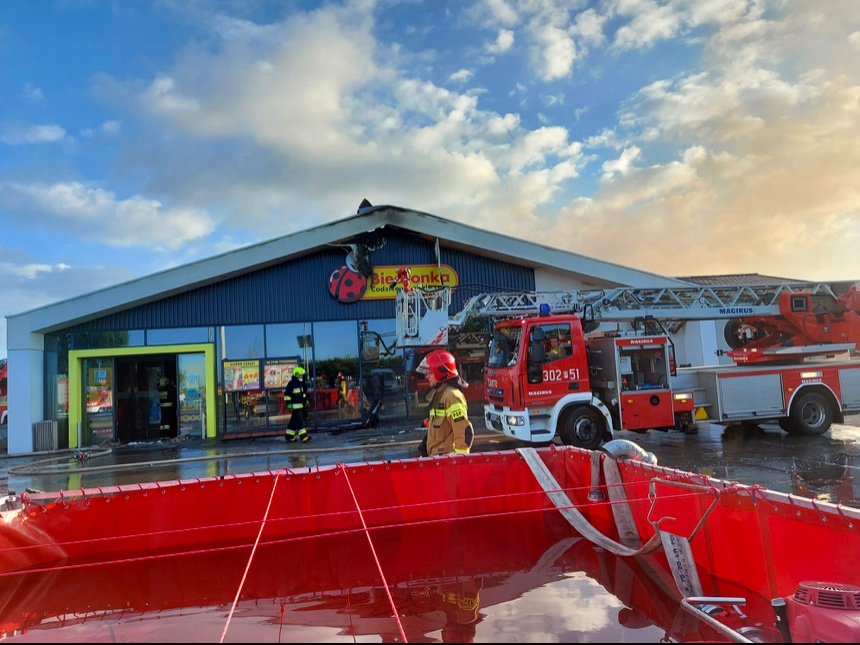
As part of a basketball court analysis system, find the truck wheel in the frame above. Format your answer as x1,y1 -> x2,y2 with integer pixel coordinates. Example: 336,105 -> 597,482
778,417 -> 801,435
559,406 -> 604,450
789,392 -> 832,435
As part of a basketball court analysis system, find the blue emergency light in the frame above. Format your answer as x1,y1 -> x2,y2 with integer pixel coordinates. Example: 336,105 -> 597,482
539,303 -> 551,317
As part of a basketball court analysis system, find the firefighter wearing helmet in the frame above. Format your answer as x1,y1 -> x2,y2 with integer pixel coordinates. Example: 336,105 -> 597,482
284,366 -> 310,443
416,350 -> 474,456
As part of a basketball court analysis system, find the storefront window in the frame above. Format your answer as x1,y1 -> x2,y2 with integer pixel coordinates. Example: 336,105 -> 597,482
223,358 -> 266,434
147,327 -> 211,346
311,321 -> 360,425
266,323 -> 309,360
44,349 -> 70,448
222,325 -> 265,360
69,330 -> 140,350
360,319 -> 405,422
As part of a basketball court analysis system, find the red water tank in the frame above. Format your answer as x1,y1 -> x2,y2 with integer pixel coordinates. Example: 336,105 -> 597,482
785,581 -> 860,642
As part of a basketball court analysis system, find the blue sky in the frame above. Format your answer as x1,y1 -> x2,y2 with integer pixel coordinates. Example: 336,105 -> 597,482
1,0 -> 859,358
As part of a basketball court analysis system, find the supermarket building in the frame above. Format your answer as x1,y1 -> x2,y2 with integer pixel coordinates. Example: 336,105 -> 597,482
5,204 -> 702,455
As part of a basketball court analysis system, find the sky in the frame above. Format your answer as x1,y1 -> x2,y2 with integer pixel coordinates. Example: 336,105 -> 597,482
1,0 -> 859,359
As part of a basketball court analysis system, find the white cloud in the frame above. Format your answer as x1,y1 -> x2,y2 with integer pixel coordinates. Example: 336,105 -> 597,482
80,120 -> 123,138
450,69 -> 474,84
530,23 -> 578,81
601,146 -> 641,180
611,0 -> 684,52
100,120 -> 122,134
475,0 -> 519,27
572,8 -> 607,47
0,246 -> 135,357
0,182 -> 216,251
21,83 -> 44,101
485,28 -> 515,54
0,124 -> 67,145
543,93 -> 564,107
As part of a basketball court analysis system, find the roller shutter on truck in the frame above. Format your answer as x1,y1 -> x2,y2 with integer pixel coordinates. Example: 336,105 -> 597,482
840,368 -> 860,408
716,373 -> 785,420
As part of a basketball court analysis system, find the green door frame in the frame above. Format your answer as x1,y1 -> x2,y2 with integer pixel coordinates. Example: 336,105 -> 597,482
68,344 -> 217,449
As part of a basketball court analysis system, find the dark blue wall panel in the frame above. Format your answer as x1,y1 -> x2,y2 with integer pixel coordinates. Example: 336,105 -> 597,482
68,228 -> 535,331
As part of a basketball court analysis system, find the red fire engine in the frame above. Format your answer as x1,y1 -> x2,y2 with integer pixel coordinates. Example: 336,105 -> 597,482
396,281 -> 860,449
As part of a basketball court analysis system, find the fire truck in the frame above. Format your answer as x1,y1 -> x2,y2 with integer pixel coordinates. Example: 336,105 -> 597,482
395,281 -> 860,449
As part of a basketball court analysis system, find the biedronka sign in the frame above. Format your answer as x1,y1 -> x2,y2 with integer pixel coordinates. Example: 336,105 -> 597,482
363,265 -> 458,300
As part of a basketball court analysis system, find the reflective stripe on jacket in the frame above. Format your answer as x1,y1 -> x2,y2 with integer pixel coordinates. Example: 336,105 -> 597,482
285,376 -> 307,410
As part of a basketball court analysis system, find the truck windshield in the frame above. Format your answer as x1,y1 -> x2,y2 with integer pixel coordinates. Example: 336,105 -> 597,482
488,326 -> 521,367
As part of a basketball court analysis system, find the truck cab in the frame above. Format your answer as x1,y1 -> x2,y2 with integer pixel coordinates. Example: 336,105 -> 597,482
483,315 -> 695,449
484,315 -> 612,449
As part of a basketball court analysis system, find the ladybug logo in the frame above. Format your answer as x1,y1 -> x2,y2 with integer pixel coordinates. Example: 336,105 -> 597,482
329,265 -> 367,303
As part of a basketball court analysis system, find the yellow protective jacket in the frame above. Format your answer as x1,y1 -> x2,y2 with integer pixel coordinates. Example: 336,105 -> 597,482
424,381 -> 474,455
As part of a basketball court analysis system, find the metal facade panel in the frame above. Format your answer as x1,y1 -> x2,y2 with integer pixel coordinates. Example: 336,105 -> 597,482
67,229 -> 535,332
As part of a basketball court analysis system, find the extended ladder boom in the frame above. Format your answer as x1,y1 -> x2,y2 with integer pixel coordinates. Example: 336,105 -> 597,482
456,282 -> 851,322
396,281 -> 859,348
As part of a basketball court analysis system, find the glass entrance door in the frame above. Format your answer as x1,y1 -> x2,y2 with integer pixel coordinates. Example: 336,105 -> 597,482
83,358 -> 115,447
115,355 -> 180,443
178,353 -> 206,438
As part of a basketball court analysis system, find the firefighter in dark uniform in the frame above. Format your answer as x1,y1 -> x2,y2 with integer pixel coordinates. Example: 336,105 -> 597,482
157,376 -> 178,438
285,366 -> 310,443
416,350 -> 474,456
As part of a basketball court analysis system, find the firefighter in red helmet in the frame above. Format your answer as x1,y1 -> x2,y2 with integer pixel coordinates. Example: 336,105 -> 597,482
416,350 -> 474,456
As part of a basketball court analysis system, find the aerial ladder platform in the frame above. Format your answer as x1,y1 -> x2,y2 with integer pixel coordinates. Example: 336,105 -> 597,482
396,281 -> 860,364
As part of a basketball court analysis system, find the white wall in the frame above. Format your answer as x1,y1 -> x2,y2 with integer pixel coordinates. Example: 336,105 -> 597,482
671,321 -> 718,367
7,345 -> 43,454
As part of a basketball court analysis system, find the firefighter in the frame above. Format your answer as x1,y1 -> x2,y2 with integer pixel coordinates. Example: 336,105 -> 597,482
547,336 -> 561,359
157,376 -> 178,438
284,367 -> 310,443
336,372 -> 353,411
403,577 -> 484,643
416,350 -> 474,456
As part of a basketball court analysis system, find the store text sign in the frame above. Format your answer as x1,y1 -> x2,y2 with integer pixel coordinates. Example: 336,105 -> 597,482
224,360 -> 260,392
363,264 -> 459,300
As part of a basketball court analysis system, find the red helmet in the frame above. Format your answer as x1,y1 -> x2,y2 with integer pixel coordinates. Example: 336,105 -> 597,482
417,350 -> 458,381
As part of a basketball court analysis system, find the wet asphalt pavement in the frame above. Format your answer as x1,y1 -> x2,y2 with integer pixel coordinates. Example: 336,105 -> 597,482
3,415 -> 860,509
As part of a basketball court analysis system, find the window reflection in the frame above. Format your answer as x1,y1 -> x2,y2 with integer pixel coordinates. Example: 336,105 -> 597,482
223,358 -> 267,434
178,353 -> 206,438
147,328 -> 211,346
262,358 -> 300,432
264,323 -> 308,433
311,321 -> 360,425
360,319 -> 405,423
223,325 -> 265,360
127,331 -> 145,346
266,323 -> 308,359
